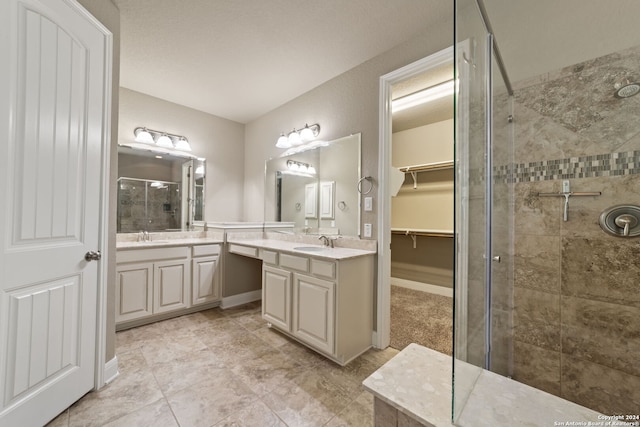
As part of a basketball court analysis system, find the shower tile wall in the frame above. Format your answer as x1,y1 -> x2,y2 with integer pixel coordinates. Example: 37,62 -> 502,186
503,45 -> 640,414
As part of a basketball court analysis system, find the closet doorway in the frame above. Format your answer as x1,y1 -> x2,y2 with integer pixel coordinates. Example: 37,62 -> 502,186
377,47 -> 454,354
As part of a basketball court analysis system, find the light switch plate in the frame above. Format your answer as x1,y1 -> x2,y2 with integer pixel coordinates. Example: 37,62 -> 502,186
364,223 -> 372,237
364,197 -> 373,211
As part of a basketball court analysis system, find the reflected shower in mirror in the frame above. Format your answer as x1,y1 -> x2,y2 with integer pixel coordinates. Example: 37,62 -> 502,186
117,145 -> 205,232
265,133 -> 361,236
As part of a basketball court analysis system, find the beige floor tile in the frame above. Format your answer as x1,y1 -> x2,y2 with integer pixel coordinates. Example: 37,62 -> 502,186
252,326 -> 291,348
101,399 -> 178,427
261,377 -> 343,427
139,332 -> 208,366
208,329 -> 277,364
324,391 -> 374,427
213,399 -> 286,426
151,347 -> 227,395
166,369 -> 257,427
192,317 -> 249,346
230,348 -> 306,396
69,350 -> 163,427
46,409 -> 69,427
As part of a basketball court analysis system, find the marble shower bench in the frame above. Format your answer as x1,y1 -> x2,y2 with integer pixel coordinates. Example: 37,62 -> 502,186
363,343 -> 603,427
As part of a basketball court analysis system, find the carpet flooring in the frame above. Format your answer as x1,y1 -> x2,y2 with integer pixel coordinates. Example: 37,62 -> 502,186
390,285 -> 453,355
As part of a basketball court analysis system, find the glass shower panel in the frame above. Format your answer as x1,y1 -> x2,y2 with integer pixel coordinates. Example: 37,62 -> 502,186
488,54 -> 514,377
453,0 -> 490,420
117,178 -> 181,232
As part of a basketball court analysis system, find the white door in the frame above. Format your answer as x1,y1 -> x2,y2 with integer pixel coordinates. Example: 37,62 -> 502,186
0,0 -> 111,425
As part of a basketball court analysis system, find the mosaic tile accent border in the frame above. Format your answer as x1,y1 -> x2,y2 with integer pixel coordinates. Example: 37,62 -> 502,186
494,151 -> 640,183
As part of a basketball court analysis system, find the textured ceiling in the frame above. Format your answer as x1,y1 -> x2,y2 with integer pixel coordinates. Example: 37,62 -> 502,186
114,0 -> 453,124
115,0 -> 640,126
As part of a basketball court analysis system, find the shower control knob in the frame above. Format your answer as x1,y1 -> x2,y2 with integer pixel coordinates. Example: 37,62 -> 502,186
614,214 -> 638,236
85,251 -> 101,262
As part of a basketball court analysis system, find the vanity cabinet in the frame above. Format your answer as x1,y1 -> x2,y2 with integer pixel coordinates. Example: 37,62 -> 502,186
116,243 -> 221,329
262,265 -> 291,331
115,263 -> 153,323
257,247 -> 374,365
153,259 -> 189,314
292,273 -> 335,355
191,244 -> 221,306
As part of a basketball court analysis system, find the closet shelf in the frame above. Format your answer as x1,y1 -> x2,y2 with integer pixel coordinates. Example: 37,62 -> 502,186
391,228 -> 454,249
391,228 -> 454,238
398,161 -> 454,173
398,161 -> 454,189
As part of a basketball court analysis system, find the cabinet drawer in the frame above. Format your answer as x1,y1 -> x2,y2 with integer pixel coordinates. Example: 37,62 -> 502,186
260,249 -> 278,265
228,244 -> 258,258
280,253 -> 309,272
117,246 -> 189,263
192,244 -> 221,257
311,259 -> 335,279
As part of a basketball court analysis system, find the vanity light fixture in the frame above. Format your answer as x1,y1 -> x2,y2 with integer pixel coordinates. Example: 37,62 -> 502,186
286,159 -> 316,175
133,127 -> 192,152
392,79 -> 456,113
275,123 -> 320,148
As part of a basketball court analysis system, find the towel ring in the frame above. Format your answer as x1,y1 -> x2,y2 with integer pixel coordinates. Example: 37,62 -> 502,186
357,176 -> 373,195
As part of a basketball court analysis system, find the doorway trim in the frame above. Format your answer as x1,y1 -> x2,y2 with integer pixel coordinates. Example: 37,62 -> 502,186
375,46 -> 454,349
76,0 -> 114,390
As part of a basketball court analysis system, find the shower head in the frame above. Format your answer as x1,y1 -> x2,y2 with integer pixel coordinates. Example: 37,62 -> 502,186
614,77 -> 640,98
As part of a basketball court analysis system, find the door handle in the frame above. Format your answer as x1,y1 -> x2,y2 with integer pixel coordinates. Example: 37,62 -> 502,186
85,251 -> 101,262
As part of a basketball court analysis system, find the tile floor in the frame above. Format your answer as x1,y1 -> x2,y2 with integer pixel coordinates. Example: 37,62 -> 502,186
47,302 -> 399,427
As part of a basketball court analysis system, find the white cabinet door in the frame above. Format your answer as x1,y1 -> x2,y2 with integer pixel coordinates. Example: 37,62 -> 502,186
292,274 -> 335,355
192,256 -> 220,306
0,0 -> 111,425
116,263 -> 153,323
262,265 -> 292,331
154,259 -> 189,314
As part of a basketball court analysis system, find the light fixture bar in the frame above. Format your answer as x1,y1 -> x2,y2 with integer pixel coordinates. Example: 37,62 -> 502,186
392,80 -> 455,113
275,123 -> 320,148
133,127 -> 192,151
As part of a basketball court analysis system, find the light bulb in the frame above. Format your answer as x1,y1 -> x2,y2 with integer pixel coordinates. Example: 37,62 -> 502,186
276,133 -> 291,148
288,130 -> 301,146
134,128 -> 154,144
300,125 -> 315,142
175,138 -> 191,151
156,134 -> 173,148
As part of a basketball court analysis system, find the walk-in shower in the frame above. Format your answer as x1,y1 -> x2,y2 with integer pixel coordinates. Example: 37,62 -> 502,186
453,0 -> 640,422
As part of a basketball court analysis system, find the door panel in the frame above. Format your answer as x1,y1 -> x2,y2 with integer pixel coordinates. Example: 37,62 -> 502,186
0,0 -> 111,425
262,265 -> 291,331
292,274 -> 335,354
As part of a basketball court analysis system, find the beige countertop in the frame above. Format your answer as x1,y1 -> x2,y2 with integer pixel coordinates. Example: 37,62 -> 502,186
227,238 -> 376,260
116,237 -> 223,250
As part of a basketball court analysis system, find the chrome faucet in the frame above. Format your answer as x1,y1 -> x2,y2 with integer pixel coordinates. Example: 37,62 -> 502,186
318,235 -> 334,248
138,230 -> 150,242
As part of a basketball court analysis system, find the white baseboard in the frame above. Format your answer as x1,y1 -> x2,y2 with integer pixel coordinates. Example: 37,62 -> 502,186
104,355 -> 119,385
391,277 -> 453,298
221,290 -> 262,309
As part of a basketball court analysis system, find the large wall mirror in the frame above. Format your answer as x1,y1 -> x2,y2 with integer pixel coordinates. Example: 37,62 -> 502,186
117,145 -> 205,232
265,133 -> 361,237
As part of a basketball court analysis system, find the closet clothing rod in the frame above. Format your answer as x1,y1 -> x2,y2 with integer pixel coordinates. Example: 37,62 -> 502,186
398,160 -> 454,173
391,229 -> 454,238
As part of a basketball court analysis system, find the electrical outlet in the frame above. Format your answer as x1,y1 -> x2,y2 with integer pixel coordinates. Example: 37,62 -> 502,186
563,180 -> 570,193
364,197 -> 373,212
364,223 -> 372,238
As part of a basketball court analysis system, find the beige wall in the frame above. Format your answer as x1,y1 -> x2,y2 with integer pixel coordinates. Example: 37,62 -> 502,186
391,120 -> 454,288
118,88 -> 246,222
243,20 -> 454,238
76,0 -> 120,363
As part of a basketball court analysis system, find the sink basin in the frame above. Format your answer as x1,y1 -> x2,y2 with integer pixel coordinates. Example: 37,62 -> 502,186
293,246 -> 327,252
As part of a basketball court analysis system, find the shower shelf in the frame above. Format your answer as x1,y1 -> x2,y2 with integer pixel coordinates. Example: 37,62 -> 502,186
536,191 -> 601,221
